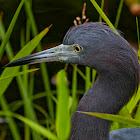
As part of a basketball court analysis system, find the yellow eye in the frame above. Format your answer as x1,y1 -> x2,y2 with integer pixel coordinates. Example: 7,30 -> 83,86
74,45 -> 82,53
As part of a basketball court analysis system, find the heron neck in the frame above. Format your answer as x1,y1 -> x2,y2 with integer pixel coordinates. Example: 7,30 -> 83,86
69,72 -> 133,140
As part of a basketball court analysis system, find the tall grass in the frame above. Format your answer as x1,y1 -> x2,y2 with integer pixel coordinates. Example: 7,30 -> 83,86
0,0 -> 140,140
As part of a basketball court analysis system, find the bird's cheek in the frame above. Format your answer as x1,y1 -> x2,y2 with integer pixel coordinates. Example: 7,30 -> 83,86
84,55 -> 91,67
63,57 -> 82,65
84,54 -> 96,68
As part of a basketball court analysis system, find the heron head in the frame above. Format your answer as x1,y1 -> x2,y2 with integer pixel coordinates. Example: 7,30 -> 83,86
4,22 -> 139,77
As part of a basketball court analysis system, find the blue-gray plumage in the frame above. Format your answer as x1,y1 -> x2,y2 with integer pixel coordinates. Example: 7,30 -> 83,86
4,22 -> 140,140
109,128 -> 140,140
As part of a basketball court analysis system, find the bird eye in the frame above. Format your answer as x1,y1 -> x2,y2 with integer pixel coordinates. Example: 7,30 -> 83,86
74,45 -> 82,53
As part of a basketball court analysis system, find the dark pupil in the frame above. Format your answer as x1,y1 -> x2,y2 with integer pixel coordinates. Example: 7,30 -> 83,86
76,46 -> 80,51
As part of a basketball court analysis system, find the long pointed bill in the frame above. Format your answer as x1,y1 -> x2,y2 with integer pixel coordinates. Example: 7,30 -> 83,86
4,44 -> 79,67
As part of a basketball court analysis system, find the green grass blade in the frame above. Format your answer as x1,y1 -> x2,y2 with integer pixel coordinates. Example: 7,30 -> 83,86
0,26 -> 51,97
135,101 -> 140,119
26,19 -> 31,43
92,69 -> 96,83
20,29 -> 31,140
71,64 -> 78,115
0,17 -> 43,140
9,100 -> 50,124
135,17 -> 140,119
33,103 -> 49,119
99,0 -> 104,22
78,111 -> 140,127
71,64 -> 86,80
117,106 -> 134,129
0,15 -> 14,59
24,1 -> 38,37
25,18 -> 35,97
24,0 -> 54,123
126,88 -> 140,113
9,100 -> 23,112
0,0 -> 25,60
0,16 -> 22,140
32,92 -> 58,104
20,28 -> 29,91
40,65 -> 54,121
16,75 -> 42,140
56,70 -> 71,139
114,0 -> 124,28
90,0 -> 118,34
0,111 -> 59,140
136,17 -> 140,58
85,67 -> 91,91
29,73 -> 34,96
0,97 -> 21,140
110,122 -> 119,131
0,68 -> 39,81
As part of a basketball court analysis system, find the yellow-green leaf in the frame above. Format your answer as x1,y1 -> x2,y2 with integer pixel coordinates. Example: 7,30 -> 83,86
0,0 -> 25,60
78,111 -> 140,127
0,25 -> 51,97
0,111 -> 59,140
90,0 -> 118,34
56,70 -> 71,139
0,68 -> 39,81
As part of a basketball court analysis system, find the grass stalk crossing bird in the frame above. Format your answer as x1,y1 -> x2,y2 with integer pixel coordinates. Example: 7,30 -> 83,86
4,22 -> 140,140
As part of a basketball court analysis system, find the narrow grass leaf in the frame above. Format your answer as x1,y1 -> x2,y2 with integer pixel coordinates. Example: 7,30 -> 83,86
29,73 -> 34,96
24,1 -> 55,123
16,75 -> 42,140
0,97 -> 21,140
0,111 -> 59,140
0,0 -> 25,60
71,64 -> 86,80
110,122 -> 119,131
99,0 -> 104,22
118,106 -> 134,128
0,26 -> 51,97
114,0 -> 124,28
9,100 -> 23,112
78,111 -> 140,127
19,29 -> 31,140
90,0 -> 118,34
126,88 -> 140,114
33,103 -> 49,118
136,17 -> 140,58
71,64 -> 78,115
135,102 -> 140,120
0,68 -> 39,81
0,16 -> 44,140
0,15 -> 14,59
85,67 -> 91,91
56,70 -> 71,139
92,69 -> 96,83
20,28 -> 29,91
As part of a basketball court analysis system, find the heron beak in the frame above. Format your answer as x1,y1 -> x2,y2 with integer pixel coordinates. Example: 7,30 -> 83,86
4,44 -> 79,67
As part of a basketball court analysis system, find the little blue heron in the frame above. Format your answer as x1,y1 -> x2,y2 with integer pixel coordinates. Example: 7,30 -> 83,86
4,22 -> 140,140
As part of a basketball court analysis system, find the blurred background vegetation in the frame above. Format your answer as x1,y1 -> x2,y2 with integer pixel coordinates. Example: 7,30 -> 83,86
1,0 -> 140,50
0,0 -> 140,140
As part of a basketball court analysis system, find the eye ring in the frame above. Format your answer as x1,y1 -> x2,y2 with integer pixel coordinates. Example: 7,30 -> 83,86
74,45 -> 82,53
